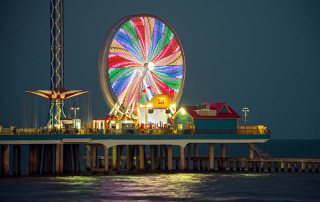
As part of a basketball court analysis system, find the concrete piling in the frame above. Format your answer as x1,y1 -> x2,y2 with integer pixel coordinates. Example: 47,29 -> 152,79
92,145 -> 97,174
187,144 -> 191,171
159,145 -> 163,170
221,144 -> 226,171
249,143 -> 254,159
126,145 -> 131,171
55,143 -> 63,175
287,162 -> 291,172
236,160 -> 241,171
194,143 -> 199,171
12,145 -> 21,176
29,145 -> 41,175
112,146 -> 117,171
209,144 -> 214,171
104,146 -> 109,174
267,161 -> 271,172
180,146 -> 185,171
301,162 -> 306,172
139,145 -> 145,171
294,162 -> 299,172
86,144 -> 91,172
308,162 -> 313,173
64,144 -> 78,174
1,145 -> 10,176
260,161 -> 265,172
274,161 -> 279,172
167,145 -> 173,171
43,145 -> 53,175
281,161 -> 285,172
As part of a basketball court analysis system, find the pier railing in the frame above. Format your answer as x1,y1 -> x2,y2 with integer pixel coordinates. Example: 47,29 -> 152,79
99,128 -> 270,135
0,128 -> 270,135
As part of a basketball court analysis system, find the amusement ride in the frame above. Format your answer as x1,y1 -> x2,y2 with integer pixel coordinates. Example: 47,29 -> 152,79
98,14 -> 186,124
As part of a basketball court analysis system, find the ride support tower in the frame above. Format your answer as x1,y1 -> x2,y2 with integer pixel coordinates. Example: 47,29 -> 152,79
26,0 -> 87,129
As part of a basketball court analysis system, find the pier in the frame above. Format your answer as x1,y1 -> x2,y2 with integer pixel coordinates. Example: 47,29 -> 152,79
0,133 -> 319,176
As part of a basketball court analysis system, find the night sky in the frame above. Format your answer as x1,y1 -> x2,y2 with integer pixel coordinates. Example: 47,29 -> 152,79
0,0 -> 319,139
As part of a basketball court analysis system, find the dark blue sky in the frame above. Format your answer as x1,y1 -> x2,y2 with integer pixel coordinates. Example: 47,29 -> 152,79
0,0 -> 320,139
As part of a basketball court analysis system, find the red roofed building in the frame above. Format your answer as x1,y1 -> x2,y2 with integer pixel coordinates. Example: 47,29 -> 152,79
173,102 -> 240,131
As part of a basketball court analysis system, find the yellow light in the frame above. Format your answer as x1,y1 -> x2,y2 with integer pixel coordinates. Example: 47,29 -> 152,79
170,103 -> 176,109
139,104 -> 144,108
147,103 -> 153,108
181,108 -> 186,116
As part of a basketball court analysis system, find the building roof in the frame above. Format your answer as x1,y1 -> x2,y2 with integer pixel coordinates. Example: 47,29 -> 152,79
183,102 -> 240,119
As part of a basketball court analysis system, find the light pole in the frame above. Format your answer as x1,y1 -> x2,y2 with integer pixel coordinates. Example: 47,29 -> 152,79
242,106 -> 249,132
70,104 -> 80,119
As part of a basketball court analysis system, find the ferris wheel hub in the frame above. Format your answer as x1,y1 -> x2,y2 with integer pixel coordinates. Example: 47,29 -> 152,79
144,62 -> 155,71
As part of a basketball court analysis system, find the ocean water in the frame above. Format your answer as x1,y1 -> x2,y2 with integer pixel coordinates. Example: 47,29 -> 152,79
1,140 -> 320,201
0,173 -> 320,201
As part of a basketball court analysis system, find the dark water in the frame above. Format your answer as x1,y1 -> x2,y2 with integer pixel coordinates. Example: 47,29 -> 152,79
1,173 -> 320,201
1,140 -> 320,201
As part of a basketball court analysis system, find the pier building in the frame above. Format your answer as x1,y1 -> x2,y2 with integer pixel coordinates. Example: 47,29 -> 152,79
173,102 -> 240,131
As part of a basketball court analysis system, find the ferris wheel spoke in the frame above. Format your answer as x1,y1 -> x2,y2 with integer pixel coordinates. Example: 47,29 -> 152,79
109,67 -> 137,85
110,40 -> 143,65
153,50 -> 183,66
108,54 -> 142,68
121,22 -> 145,60
150,71 -> 176,97
149,22 -> 174,62
153,65 -> 183,77
132,17 -> 147,61
144,16 -> 155,62
146,71 -> 162,95
122,22 -> 142,53
141,79 -> 152,101
151,68 -> 182,91
152,37 -> 180,63
148,19 -> 166,62
121,68 -> 145,104
124,68 -> 148,107
115,29 -> 144,63
109,67 -> 144,99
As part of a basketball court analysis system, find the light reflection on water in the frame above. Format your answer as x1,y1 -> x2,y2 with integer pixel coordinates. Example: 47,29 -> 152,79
1,173 -> 320,201
96,174 -> 207,199
54,173 -> 208,199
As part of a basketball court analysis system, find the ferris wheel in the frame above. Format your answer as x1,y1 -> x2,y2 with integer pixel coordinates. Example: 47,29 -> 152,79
99,14 -> 186,116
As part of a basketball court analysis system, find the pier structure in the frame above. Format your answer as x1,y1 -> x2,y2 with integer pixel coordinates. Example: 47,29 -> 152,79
0,133 -> 319,176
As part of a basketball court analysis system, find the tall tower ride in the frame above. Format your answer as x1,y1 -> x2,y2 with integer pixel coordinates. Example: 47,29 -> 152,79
26,0 -> 87,129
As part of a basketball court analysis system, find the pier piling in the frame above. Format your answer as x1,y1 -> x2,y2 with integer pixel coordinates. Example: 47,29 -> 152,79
104,146 -> 109,174
139,145 -> 145,171
12,145 -> 21,176
209,143 -> 214,171
180,146 -> 185,171
221,144 -> 226,171
167,145 -> 173,171
1,145 -> 9,176
193,144 -> 198,171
